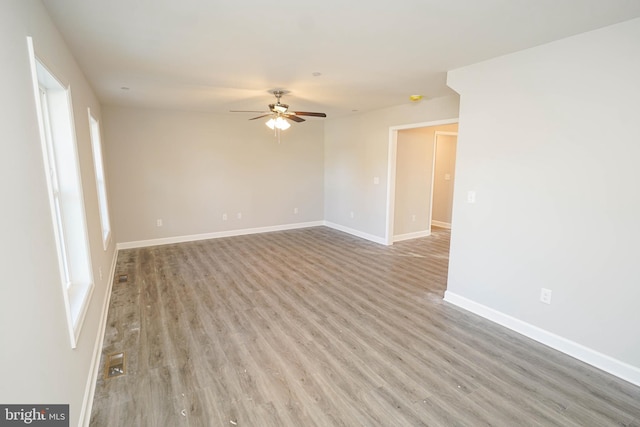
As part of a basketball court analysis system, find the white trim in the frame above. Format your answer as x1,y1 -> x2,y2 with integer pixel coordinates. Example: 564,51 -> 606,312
386,118 -> 459,245
431,220 -> 452,229
79,249 -> 118,427
70,281 -> 93,343
27,37 -> 77,344
393,230 -> 431,242
443,291 -> 640,387
389,119 -> 461,131
66,84 -> 96,348
116,221 -> 324,250
88,108 -> 113,252
323,222 -> 387,245
28,37 -> 95,348
117,221 -> 391,250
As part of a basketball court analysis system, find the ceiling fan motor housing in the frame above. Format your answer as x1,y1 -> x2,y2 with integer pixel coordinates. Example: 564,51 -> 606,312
270,103 -> 289,114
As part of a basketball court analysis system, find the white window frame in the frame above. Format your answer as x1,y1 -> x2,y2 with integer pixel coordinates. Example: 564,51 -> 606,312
28,37 -> 94,348
88,110 -> 112,250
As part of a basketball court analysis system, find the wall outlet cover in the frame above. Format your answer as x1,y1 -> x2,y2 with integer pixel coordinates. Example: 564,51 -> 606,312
540,288 -> 552,304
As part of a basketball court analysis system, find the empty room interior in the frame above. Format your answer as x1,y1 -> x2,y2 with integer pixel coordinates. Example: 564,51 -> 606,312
2,1 -> 640,426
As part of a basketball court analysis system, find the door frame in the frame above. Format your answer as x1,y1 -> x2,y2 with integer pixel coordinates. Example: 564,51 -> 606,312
385,118 -> 458,245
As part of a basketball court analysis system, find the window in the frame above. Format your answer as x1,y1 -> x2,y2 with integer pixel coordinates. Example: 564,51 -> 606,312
28,37 -> 94,348
88,110 -> 112,250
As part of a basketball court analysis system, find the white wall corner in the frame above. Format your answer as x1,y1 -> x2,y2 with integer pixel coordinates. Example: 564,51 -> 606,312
431,220 -> 451,229
393,230 -> 431,243
443,291 -> 640,387
323,221 -> 388,245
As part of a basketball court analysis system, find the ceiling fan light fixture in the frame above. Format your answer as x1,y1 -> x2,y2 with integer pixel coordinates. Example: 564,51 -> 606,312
265,116 -> 290,130
265,118 -> 276,129
276,116 -> 290,130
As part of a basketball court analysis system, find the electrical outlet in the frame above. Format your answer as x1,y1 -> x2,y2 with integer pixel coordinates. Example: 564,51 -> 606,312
156,219 -> 163,227
237,212 -> 242,219
373,176 -> 380,185
222,213 -> 228,221
540,288 -> 552,304
412,214 -> 416,222
293,207 -> 298,214
350,211 -> 355,219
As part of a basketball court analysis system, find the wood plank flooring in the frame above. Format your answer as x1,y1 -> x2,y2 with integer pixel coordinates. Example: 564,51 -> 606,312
90,226 -> 640,426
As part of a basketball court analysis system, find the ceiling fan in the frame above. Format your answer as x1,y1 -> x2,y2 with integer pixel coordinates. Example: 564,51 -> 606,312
231,90 -> 327,131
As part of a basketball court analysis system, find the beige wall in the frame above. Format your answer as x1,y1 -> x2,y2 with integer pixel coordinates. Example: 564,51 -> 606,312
324,96 -> 460,240
394,128 -> 432,236
432,133 -> 457,225
0,1 -> 116,424
447,18 -> 640,379
103,106 -> 325,244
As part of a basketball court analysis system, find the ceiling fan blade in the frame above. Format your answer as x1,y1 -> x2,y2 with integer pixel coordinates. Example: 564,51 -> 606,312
284,114 -> 305,123
249,114 -> 273,120
293,111 -> 327,118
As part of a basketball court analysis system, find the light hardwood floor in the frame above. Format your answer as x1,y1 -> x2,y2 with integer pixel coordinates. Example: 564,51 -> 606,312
91,226 -> 640,426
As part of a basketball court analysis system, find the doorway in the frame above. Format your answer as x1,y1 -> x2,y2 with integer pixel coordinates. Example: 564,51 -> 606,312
385,119 -> 458,245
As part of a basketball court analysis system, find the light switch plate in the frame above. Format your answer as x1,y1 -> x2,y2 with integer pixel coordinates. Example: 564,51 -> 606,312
467,191 -> 476,203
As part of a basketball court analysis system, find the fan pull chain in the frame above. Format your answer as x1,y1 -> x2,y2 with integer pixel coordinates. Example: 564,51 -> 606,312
274,126 -> 281,143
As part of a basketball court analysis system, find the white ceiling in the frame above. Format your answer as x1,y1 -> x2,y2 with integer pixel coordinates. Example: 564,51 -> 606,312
42,0 -> 640,118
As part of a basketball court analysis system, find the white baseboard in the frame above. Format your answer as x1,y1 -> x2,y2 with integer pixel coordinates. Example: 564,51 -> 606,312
443,291 -> 640,387
431,220 -> 451,229
118,220 -> 389,251
393,230 -> 431,242
323,221 -> 387,245
117,221 -> 324,250
79,249 -> 118,426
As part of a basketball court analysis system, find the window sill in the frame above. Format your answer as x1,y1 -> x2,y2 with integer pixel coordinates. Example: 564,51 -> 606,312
68,281 -> 94,348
